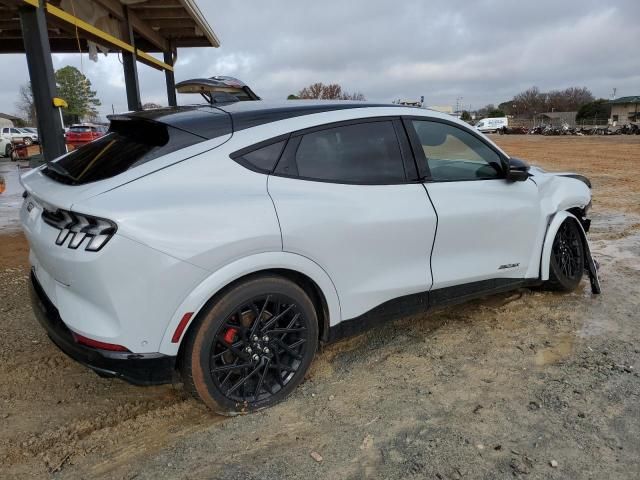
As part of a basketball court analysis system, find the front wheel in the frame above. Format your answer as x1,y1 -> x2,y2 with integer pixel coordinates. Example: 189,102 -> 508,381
180,275 -> 318,414
4,144 -> 12,158
545,219 -> 584,291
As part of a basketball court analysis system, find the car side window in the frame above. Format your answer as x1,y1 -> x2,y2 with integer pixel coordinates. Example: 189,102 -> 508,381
10,128 -> 20,134
412,120 -> 503,181
293,121 -> 405,184
233,140 -> 286,173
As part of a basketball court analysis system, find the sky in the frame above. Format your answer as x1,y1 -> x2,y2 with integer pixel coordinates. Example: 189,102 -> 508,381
1,0 -> 639,120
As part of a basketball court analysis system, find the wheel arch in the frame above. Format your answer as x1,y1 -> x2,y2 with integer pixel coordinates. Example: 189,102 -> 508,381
540,210 -> 589,281
158,252 -> 341,356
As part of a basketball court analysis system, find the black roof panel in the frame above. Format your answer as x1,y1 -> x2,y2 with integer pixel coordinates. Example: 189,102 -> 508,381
114,101 -> 399,139
214,100 -> 396,132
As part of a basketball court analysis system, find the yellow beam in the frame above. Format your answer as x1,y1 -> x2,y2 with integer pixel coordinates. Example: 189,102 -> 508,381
135,49 -> 173,71
22,0 -> 173,72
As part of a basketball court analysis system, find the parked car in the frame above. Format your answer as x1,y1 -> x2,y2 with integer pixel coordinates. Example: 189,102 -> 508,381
1,126 -> 35,147
475,117 -> 508,133
0,132 -> 13,157
20,100 -> 600,414
20,127 -> 39,143
64,123 -> 107,147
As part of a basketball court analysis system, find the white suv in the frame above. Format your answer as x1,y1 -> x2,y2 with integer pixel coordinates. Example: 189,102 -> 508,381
20,101 -> 599,414
1,126 -> 37,147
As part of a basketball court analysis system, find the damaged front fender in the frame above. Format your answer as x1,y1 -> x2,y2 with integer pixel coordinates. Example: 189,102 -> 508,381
540,211 -> 601,294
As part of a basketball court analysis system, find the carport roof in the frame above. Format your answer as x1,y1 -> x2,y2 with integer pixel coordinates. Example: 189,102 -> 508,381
0,0 -> 219,56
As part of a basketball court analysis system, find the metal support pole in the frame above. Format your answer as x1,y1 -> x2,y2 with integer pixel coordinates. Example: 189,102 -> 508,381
164,44 -> 177,107
19,2 -> 66,162
121,6 -> 141,111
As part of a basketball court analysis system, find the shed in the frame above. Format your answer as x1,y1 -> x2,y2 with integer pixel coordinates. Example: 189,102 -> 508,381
609,96 -> 640,124
0,113 -> 22,128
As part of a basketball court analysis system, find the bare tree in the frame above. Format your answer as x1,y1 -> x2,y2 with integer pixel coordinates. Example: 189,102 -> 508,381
297,82 -> 366,101
15,83 -> 36,125
510,86 -> 594,118
142,102 -> 163,110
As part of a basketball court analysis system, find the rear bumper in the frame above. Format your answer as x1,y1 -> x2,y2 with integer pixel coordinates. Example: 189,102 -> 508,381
29,270 -> 176,386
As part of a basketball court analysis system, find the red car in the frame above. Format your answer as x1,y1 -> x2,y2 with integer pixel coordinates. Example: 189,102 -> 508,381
65,124 -> 108,148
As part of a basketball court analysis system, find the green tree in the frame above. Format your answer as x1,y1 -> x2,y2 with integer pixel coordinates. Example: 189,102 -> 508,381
460,110 -> 472,121
488,109 -> 506,118
576,99 -> 611,122
55,66 -> 101,124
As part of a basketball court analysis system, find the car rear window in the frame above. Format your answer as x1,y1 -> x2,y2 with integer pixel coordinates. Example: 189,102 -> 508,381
44,119 -> 206,185
69,126 -> 94,133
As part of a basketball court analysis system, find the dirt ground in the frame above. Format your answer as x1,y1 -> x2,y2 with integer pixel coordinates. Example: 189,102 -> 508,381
1,136 -> 639,479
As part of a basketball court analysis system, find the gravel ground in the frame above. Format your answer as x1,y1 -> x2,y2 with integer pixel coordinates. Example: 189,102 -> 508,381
0,136 -> 639,479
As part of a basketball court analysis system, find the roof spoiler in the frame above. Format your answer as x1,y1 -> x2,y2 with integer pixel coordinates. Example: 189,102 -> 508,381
175,76 -> 261,104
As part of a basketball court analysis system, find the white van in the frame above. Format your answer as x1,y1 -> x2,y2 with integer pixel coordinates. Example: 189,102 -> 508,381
475,117 -> 508,133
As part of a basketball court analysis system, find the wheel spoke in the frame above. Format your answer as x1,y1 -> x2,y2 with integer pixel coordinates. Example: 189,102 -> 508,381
269,327 -> 307,335
253,359 -> 270,399
250,295 -> 271,336
275,338 -> 305,359
269,363 -> 296,374
217,339 -> 250,360
272,350 -> 286,386
260,305 -> 294,332
228,363 -> 262,396
211,362 -> 253,373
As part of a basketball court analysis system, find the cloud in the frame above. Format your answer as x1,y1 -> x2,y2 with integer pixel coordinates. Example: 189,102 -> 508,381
1,0 -> 638,120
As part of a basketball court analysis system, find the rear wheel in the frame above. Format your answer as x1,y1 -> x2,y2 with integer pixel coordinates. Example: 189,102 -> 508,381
4,144 -> 12,158
546,219 -> 584,291
180,275 -> 318,414
23,137 -> 33,146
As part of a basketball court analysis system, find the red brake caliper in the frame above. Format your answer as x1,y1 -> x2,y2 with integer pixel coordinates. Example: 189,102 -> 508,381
223,327 -> 238,344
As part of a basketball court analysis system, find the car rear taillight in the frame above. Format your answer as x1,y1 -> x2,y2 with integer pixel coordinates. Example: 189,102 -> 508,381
72,332 -> 130,352
42,208 -> 117,251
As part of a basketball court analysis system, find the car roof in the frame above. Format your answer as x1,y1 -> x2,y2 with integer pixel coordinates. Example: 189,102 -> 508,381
113,100 -> 506,154
117,101 -> 413,138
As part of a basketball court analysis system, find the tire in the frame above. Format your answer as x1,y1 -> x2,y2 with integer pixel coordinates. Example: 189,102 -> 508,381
23,137 -> 33,146
545,219 -> 584,292
4,144 -> 12,158
180,275 -> 319,414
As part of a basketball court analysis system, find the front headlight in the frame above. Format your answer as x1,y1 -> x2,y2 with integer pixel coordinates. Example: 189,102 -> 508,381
42,208 -> 117,252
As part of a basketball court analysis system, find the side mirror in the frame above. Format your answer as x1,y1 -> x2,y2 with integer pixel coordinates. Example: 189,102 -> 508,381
506,157 -> 530,182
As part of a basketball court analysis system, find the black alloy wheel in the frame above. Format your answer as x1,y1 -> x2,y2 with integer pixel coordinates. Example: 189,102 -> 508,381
181,275 -> 318,414
209,294 -> 310,403
547,219 -> 584,291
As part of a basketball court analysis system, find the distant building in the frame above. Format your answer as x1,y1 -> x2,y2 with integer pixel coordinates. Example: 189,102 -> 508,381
534,111 -> 577,127
0,113 -> 21,128
609,96 -> 640,125
427,105 -> 454,115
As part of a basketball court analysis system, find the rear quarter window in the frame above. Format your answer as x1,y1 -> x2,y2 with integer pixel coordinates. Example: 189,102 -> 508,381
231,139 -> 286,173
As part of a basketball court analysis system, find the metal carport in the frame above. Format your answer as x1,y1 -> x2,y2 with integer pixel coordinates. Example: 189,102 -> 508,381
0,0 -> 219,161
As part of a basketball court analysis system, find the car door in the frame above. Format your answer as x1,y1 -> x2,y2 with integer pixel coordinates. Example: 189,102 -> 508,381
268,118 -> 437,321
405,118 -> 541,291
